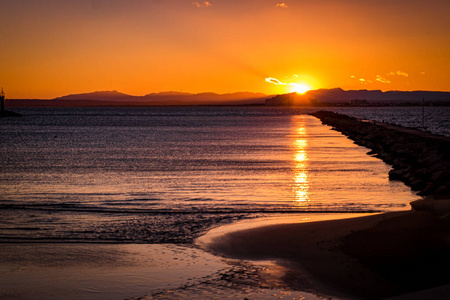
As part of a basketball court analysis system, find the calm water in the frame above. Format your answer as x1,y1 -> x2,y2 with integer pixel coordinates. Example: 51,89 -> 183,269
0,106 -> 437,243
334,106 -> 450,137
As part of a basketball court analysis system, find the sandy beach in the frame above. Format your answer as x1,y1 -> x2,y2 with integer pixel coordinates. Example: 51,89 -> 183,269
3,211 -> 450,299
199,210 -> 450,299
0,240 -> 322,299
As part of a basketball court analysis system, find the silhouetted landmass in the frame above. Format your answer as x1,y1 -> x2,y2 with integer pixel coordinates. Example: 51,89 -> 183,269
266,88 -> 450,106
7,88 -> 450,107
8,91 -> 268,107
56,90 -> 133,101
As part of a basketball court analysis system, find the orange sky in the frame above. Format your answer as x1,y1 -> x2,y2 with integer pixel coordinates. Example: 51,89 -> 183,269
1,0 -> 449,99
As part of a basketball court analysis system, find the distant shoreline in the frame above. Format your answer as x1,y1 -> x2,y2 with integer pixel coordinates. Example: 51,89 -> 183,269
6,99 -> 450,108
6,88 -> 450,107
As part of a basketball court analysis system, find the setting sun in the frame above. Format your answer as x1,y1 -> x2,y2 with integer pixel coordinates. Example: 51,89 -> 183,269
1,0 -> 449,99
291,83 -> 311,94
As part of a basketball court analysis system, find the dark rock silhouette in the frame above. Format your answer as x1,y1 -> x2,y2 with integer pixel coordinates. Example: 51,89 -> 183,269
0,110 -> 22,117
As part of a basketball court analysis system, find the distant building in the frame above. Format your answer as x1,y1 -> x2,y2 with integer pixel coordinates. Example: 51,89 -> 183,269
265,93 -> 296,106
0,88 -> 5,112
349,99 -> 368,106
265,93 -> 317,106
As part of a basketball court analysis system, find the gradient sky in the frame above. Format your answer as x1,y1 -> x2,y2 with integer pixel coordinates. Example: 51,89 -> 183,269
1,0 -> 449,99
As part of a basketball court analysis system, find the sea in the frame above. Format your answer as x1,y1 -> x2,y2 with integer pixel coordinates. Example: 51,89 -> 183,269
2,106 -> 448,244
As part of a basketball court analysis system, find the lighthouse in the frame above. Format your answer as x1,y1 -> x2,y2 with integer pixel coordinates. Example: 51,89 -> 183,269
0,88 -> 4,112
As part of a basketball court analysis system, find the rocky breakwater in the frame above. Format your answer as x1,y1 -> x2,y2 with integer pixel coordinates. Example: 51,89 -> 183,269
311,111 -> 450,213
0,110 -> 22,117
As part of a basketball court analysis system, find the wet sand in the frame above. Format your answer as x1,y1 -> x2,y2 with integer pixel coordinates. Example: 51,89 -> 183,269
199,211 -> 450,299
0,242 -> 321,300
3,212 -> 450,299
0,244 -> 231,300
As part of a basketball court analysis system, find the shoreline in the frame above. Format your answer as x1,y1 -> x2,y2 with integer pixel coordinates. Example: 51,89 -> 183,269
0,239 -> 327,300
198,210 -> 450,299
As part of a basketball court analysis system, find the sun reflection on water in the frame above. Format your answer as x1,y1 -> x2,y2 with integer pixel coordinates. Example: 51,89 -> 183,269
291,116 -> 310,206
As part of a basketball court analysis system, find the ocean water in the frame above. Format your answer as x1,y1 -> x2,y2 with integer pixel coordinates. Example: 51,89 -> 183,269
334,106 -> 450,137
0,106 -> 434,243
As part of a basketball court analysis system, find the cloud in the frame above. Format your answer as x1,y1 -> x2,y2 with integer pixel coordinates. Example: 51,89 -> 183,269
375,75 -> 391,84
276,3 -> 288,8
388,70 -> 409,77
192,1 -> 212,8
265,77 -> 284,85
265,76 -> 312,94
359,78 -> 372,84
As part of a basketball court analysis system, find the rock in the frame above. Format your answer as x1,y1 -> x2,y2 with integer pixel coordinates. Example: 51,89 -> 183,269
0,110 -> 22,117
410,198 -> 450,216
389,169 -> 404,180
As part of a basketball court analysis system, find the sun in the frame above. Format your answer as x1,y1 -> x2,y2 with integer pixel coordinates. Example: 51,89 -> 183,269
291,83 -> 311,94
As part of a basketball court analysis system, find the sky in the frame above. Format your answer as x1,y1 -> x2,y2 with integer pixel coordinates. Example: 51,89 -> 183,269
1,0 -> 449,99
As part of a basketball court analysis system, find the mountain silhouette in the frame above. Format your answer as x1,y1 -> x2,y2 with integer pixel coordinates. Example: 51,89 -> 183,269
8,91 -> 268,106
266,88 -> 450,106
7,89 -> 450,107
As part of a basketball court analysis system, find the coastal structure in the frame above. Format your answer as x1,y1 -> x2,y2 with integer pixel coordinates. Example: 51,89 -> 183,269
348,99 -> 368,106
0,88 -> 21,117
0,88 -> 4,112
265,92 -> 318,106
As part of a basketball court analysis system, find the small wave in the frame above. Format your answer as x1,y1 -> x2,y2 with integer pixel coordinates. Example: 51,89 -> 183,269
183,197 -> 215,202
0,203 -> 383,214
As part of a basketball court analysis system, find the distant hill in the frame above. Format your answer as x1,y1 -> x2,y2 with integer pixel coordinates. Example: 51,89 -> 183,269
55,90 -> 134,101
304,88 -> 450,103
266,88 -> 450,106
8,91 -> 268,107
137,92 -> 268,105
7,88 -> 450,107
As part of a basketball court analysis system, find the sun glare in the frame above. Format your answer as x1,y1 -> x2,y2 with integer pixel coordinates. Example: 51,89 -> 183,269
291,83 -> 311,94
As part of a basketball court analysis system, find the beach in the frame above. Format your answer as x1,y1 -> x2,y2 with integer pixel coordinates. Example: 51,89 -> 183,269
4,210 -> 450,299
0,239 -> 326,300
199,209 -> 450,299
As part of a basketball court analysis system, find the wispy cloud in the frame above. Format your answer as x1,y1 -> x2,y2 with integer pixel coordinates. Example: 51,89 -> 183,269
265,76 -> 311,93
276,3 -> 288,8
388,70 -> 409,77
352,74 -> 390,84
358,78 -> 372,84
192,1 -> 212,8
375,75 -> 391,84
265,77 -> 284,85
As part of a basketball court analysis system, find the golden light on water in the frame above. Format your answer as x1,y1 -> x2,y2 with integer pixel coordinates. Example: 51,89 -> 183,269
291,116 -> 310,206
